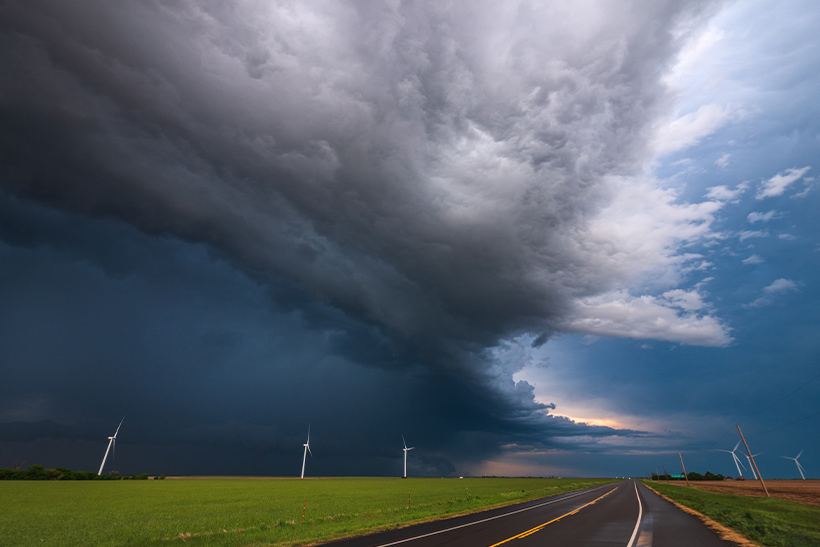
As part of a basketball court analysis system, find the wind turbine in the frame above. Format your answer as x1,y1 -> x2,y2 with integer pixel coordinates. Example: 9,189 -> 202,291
98,417 -> 124,476
744,452 -> 762,480
402,435 -> 414,479
300,425 -> 312,479
717,441 -> 746,478
781,450 -> 807,480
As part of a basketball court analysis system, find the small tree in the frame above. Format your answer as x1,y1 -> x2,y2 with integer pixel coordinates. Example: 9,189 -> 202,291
45,468 -> 64,481
27,465 -> 47,480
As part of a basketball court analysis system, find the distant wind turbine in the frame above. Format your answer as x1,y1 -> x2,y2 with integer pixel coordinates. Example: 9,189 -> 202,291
781,450 -> 806,480
717,441 -> 746,478
300,425 -> 312,479
402,435 -> 414,479
98,417 -> 124,476
744,452 -> 762,480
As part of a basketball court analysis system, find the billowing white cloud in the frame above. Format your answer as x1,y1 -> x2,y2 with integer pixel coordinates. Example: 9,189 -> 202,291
742,254 -> 764,265
738,230 -> 768,242
664,24 -> 724,88
654,103 -> 741,155
766,278 -> 799,292
746,278 -> 800,307
747,210 -> 779,223
705,181 -> 748,203
715,153 -> 731,168
757,166 -> 812,199
576,175 -> 726,295
565,289 -> 732,347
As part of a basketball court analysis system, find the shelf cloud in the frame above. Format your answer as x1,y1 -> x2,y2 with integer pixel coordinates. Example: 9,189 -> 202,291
0,0 -> 748,475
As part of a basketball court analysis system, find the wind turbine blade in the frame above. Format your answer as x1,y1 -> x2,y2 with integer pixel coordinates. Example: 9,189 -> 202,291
408,447 -> 415,451
734,454 -> 746,470
114,416 -> 124,438
733,440 -> 741,452
797,450 -> 804,459
402,435 -> 407,449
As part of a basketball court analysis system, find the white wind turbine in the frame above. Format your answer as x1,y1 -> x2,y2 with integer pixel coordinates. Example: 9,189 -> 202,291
744,452 -> 762,480
98,417 -> 124,476
781,450 -> 807,480
718,441 -> 746,478
300,425 -> 312,479
402,435 -> 414,479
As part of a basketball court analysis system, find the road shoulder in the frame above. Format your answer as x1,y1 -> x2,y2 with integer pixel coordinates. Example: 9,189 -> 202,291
640,482 -> 760,547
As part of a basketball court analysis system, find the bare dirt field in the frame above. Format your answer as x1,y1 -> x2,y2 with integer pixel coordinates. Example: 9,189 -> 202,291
685,480 -> 820,507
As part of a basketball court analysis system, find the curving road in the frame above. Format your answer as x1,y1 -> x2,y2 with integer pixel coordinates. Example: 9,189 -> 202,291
323,480 -> 734,547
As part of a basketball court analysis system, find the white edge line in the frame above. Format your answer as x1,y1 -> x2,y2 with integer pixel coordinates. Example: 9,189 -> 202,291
371,483 -> 614,547
626,481 -> 643,547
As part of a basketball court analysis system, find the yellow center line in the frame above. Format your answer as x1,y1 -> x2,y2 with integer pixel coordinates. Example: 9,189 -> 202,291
487,487 -> 618,547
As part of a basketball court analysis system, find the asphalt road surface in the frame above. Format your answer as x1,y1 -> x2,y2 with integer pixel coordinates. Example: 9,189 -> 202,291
323,480 -> 735,547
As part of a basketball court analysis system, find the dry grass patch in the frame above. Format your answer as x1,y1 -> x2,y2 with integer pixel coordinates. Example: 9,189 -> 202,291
684,480 -> 820,508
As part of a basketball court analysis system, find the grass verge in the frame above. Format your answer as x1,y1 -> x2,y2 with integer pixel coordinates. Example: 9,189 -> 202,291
0,477 -> 615,546
643,481 -> 820,547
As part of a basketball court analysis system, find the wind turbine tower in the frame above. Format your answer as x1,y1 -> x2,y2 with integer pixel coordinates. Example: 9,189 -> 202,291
98,417 -> 124,476
718,441 -> 746,478
300,425 -> 312,479
402,435 -> 414,479
781,450 -> 807,480
744,452 -> 762,480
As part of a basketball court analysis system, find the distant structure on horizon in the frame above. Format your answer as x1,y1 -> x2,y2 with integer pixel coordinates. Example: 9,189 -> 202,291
781,450 -> 807,480
402,435 -> 414,479
98,417 -> 124,476
717,441 -> 746,479
300,425 -> 312,479
743,452 -> 762,480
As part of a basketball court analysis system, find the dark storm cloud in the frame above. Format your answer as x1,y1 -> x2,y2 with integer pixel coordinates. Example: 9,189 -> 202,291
0,0 -> 717,340
0,192 -> 640,475
0,1 -> 719,473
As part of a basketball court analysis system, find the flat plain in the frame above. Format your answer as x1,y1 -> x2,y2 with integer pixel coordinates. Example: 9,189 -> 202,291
0,476 -> 614,546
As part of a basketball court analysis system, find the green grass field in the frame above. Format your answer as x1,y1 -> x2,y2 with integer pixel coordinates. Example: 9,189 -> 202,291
644,481 -> 820,547
0,476 -> 615,546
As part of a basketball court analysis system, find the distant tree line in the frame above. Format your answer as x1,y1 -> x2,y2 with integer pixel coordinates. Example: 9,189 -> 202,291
0,464 -> 166,480
651,471 -> 726,481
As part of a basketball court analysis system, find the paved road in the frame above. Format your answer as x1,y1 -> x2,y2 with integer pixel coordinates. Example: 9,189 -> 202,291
323,480 -> 735,547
